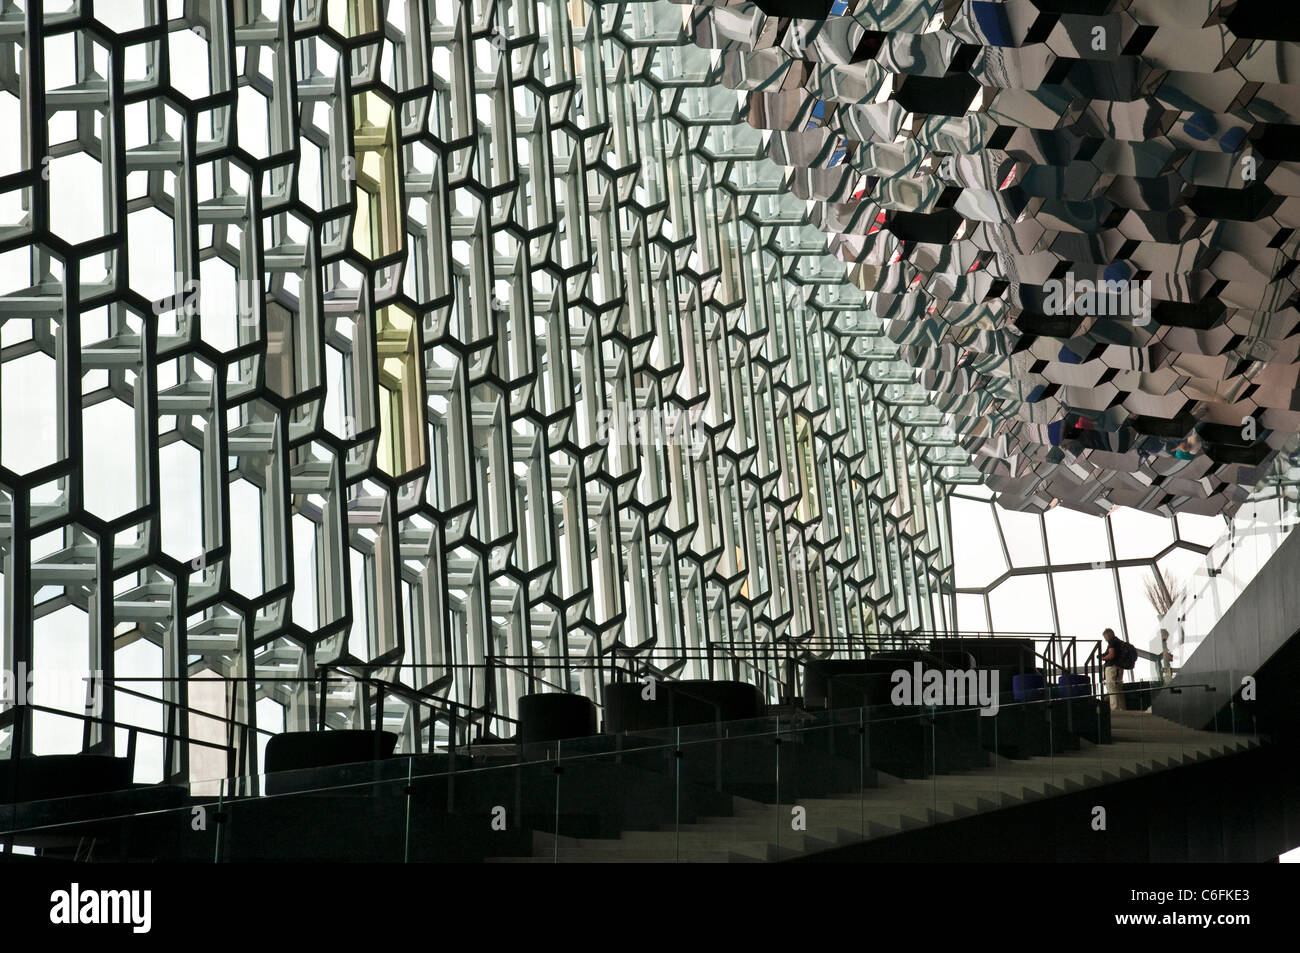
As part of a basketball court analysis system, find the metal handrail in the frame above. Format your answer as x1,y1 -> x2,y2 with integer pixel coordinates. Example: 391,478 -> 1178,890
0,630 -> 1111,785
0,681 -> 1235,849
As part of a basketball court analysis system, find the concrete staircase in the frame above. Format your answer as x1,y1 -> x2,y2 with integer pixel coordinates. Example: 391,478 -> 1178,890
490,711 -> 1261,862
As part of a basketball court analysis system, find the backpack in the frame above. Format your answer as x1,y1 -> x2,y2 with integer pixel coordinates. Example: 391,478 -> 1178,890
1116,640 -> 1138,671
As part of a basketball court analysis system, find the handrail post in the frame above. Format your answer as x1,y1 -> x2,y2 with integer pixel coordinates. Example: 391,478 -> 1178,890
317,669 -> 328,731
81,706 -> 93,754
360,677 -> 371,733
374,681 -> 386,762
241,724 -> 254,797
448,709 -> 457,814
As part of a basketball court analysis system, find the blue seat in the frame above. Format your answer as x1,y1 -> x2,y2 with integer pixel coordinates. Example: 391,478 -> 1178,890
1057,673 -> 1090,698
1012,672 -> 1046,702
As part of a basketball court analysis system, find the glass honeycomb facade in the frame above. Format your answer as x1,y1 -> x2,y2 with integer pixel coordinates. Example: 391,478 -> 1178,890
0,0 -> 973,784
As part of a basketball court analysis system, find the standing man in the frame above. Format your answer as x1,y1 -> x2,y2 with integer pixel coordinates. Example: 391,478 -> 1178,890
1100,627 -> 1126,711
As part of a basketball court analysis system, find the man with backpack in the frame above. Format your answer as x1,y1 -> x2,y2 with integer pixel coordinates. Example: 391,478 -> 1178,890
1100,627 -> 1136,710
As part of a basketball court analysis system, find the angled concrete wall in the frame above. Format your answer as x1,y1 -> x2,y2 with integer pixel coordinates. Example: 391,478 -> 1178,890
1155,527 -> 1300,731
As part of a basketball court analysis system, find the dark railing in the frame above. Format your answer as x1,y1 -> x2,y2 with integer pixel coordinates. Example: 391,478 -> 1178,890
0,680 -> 1242,863
0,629 -> 1113,798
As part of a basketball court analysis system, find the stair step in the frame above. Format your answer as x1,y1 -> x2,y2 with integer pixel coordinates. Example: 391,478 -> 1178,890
492,713 -> 1263,862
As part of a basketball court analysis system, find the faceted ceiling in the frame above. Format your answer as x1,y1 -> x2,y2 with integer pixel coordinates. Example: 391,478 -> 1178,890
681,0 -> 1300,516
